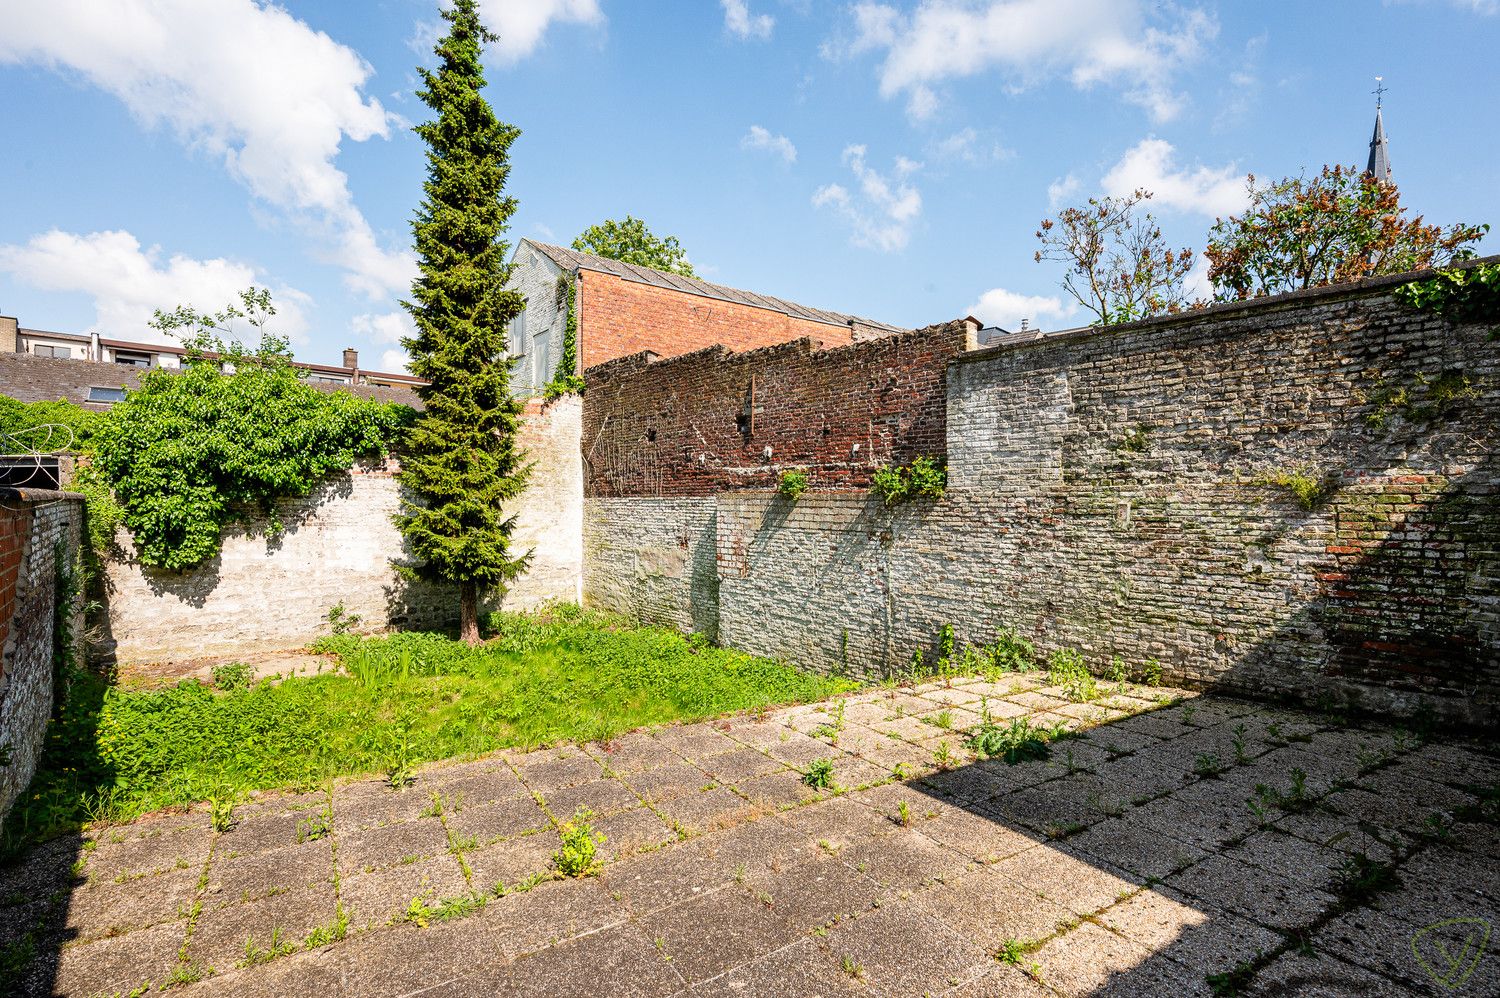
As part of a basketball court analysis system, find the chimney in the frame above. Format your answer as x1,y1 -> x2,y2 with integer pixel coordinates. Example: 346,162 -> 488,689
342,347 -> 358,370
1020,318 -> 1029,332
0,316 -> 16,353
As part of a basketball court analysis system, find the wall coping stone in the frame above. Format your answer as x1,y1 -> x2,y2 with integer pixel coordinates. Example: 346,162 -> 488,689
952,253 -> 1500,367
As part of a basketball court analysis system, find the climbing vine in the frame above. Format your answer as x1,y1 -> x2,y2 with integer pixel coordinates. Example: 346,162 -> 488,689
91,336 -> 411,571
1392,260 -> 1500,336
543,273 -> 584,401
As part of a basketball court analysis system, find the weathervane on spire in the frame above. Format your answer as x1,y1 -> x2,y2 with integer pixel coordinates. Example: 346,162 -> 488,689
1366,77 -> 1392,182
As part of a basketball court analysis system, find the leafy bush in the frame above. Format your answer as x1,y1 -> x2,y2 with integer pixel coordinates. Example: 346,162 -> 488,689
0,396 -> 103,454
871,455 -> 947,506
987,628 -> 1036,673
777,470 -> 809,500
91,336 -> 411,570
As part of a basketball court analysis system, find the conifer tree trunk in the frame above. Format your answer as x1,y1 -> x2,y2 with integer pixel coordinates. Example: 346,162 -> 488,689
459,581 -> 480,645
395,0 -> 531,643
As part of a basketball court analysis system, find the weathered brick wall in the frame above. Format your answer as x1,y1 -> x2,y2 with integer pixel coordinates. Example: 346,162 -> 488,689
583,269 -> 1500,726
583,319 -> 975,497
101,398 -> 583,663
577,269 -> 858,372
0,489 -> 83,826
582,498 -> 719,640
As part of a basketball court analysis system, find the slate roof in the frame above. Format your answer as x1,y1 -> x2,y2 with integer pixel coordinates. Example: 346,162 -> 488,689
1367,107 -> 1392,183
523,240 -> 907,336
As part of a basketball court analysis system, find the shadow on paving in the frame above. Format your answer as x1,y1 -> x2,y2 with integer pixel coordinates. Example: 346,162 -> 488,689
1,681 -> 1496,997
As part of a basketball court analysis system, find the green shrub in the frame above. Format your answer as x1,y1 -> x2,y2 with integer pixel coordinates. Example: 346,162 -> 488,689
987,628 -> 1035,673
967,717 -> 1066,764
871,455 -> 946,506
777,470 -> 810,500
91,337 -> 411,570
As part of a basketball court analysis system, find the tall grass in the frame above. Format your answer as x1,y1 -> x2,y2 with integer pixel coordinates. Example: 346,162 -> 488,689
2,606 -> 854,858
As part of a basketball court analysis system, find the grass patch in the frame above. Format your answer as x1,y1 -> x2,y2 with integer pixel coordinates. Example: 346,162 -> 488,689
2,605 -> 855,860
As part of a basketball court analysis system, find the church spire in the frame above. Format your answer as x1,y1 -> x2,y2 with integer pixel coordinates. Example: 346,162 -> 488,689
1366,77 -> 1392,183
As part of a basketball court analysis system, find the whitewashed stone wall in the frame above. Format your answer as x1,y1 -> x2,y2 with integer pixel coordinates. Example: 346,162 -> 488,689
101,398 -> 583,664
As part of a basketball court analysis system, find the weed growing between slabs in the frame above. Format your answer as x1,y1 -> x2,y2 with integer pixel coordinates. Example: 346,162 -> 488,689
2,605 -> 855,858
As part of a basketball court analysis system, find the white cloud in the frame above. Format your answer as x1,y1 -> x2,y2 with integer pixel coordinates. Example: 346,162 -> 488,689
351,310 -> 416,374
1101,137 -> 1247,217
741,125 -> 797,164
1047,174 -> 1081,207
379,349 -> 412,375
932,127 -> 1012,165
479,0 -> 605,62
0,0 -> 413,299
812,145 -> 922,252
1183,252 -> 1213,302
967,287 -> 1077,331
351,310 -> 414,346
829,0 -> 1215,123
0,229 -> 310,344
721,0 -> 774,40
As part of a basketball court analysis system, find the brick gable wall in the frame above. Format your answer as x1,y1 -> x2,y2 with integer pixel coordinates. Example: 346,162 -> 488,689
581,319 -> 975,497
576,270 -> 858,372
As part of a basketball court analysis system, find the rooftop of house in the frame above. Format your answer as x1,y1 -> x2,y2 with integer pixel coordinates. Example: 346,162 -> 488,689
0,351 -> 422,412
521,240 -> 908,336
11,324 -> 425,386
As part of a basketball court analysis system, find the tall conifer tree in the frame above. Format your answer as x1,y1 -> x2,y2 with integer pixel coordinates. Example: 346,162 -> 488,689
397,0 -> 529,643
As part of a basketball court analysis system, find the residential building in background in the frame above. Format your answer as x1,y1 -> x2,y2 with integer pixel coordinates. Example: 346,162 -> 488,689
503,239 -> 907,396
0,314 -> 424,402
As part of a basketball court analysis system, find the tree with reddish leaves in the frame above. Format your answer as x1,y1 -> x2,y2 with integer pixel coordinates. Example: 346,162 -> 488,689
1205,165 -> 1487,301
1035,189 -> 1195,326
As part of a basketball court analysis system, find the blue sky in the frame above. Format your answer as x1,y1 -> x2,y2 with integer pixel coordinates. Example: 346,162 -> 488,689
1,0 -> 1496,373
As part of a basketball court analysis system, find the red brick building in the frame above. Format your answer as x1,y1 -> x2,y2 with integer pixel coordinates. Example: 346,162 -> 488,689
504,240 -> 906,395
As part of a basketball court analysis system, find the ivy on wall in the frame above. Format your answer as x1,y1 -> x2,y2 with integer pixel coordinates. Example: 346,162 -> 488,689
85,340 -> 411,571
543,273 -> 584,401
1393,261 -> 1500,334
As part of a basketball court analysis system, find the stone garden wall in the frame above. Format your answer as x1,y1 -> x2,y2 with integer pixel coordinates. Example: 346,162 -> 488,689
582,265 -> 1500,727
100,396 -> 583,664
0,488 -> 83,825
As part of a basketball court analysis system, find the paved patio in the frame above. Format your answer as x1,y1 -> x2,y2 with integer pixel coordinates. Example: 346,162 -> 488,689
3,675 -> 1495,997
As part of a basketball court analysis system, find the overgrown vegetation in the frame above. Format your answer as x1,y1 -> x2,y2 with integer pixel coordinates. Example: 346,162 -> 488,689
1360,369 -> 1480,428
871,455 -> 946,506
0,606 -> 853,859
1260,468 -> 1337,511
1205,166 -> 1486,300
777,469 -> 809,500
553,807 -> 605,877
542,272 -> 584,400
0,292 -> 412,575
967,715 -> 1070,765
1393,260 -> 1500,335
